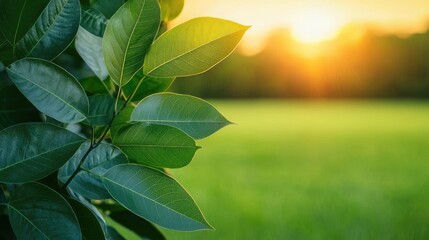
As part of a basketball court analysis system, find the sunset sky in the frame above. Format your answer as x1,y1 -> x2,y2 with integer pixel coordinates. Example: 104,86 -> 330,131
173,0 -> 429,53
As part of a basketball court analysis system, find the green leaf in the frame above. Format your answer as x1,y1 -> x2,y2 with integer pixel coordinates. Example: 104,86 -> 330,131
112,123 -> 199,168
109,211 -> 166,240
0,86 -> 41,131
80,7 -> 108,37
0,215 -> 15,240
15,0 -> 80,59
159,0 -> 184,22
7,182 -> 81,239
132,93 -> 231,139
0,33 -> 14,65
75,27 -> 109,80
103,0 -> 161,86
66,197 -> 106,240
92,0 -> 125,19
80,76 -> 113,95
102,164 -> 212,231
0,123 -> 85,183
7,58 -> 89,123
123,70 -> 175,102
0,0 -> 50,58
110,105 -> 134,138
85,95 -> 116,126
58,141 -> 128,199
144,17 -> 249,78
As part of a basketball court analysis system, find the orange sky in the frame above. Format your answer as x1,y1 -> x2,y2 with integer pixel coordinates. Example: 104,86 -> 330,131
173,0 -> 429,54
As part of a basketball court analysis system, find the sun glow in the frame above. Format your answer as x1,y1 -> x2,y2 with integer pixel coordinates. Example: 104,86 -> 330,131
290,8 -> 343,44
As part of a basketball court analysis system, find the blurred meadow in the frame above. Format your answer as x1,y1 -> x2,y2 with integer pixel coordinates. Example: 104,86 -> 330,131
161,101 -> 429,239
159,0 -> 429,239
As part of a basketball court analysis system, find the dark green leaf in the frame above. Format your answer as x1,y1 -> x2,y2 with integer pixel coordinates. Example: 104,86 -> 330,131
13,0 -> 81,59
0,0 -> 50,59
0,214 -> 16,240
0,123 -> 85,183
80,76 -> 113,95
123,70 -> 175,102
0,86 -> 41,131
132,93 -> 231,139
112,123 -> 199,168
86,95 -> 116,126
80,7 -> 108,37
102,164 -> 212,231
0,33 -> 14,65
92,0 -> 125,19
75,27 -> 108,80
144,17 -> 249,78
110,211 -> 166,240
103,0 -> 161,86
58,141 -> 128,199
106,226 -> 125,240
7,182 -> 81,239
110,105 -> 134,138
7,58 -> 89,123
66,197 -> 106,240
159,0 -> 184,22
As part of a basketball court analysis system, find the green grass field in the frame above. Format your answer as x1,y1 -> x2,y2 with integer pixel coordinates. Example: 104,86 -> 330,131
160,101 -> 429,240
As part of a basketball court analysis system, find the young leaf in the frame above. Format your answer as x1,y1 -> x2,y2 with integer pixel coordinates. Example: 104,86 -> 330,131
159,0 -> 184,22
102,164 -> 212,231
103,0 -> 161,86
66,197 -> 106,240
14,0 -> 81,59
132,93 -> 231,139
109,211 -> 166,240
123,70 -> 175,102
7,58 -> 89,123
75,27 -> 109,80
0,86 -> 41,131
111,105 -> 135,138
112,123 -> 199,168
143,17 -> 249,78
86,95 -> 117,126
58,141 -> 128,199
0,123 -> 85,183
7,182 -> 81,239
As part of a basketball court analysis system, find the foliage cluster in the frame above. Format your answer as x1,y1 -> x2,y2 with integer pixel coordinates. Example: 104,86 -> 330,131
0,0 -> 247,238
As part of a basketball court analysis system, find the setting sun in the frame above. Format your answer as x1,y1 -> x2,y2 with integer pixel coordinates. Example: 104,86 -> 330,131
290,8 -> 343,43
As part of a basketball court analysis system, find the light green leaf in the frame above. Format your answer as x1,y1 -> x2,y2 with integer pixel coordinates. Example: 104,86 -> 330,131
0,86 -> 41,131
66,197 -> 106,240
132,93 -> 231,139
13,0 -> 81,60
103,0 -> 161,86
0,123 -> 85,183
76,27 -> 109,80
58,141 -> 128,199
92,0 -> 125,19
144,17 -> 249,78
112,123 -> 199,168
7,58 -> 89,123
7,182 -> 81,239
159,0 -> 184,22
102,164 -> 212,231
123,70 -> 175,102
80,7 -> 108,37
85,95 -> 116,126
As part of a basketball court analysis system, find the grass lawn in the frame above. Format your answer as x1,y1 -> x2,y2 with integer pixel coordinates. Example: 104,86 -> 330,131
160,101 -> 429,240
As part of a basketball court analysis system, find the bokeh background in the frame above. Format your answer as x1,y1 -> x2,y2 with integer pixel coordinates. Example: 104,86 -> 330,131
159,0 -> 429,239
